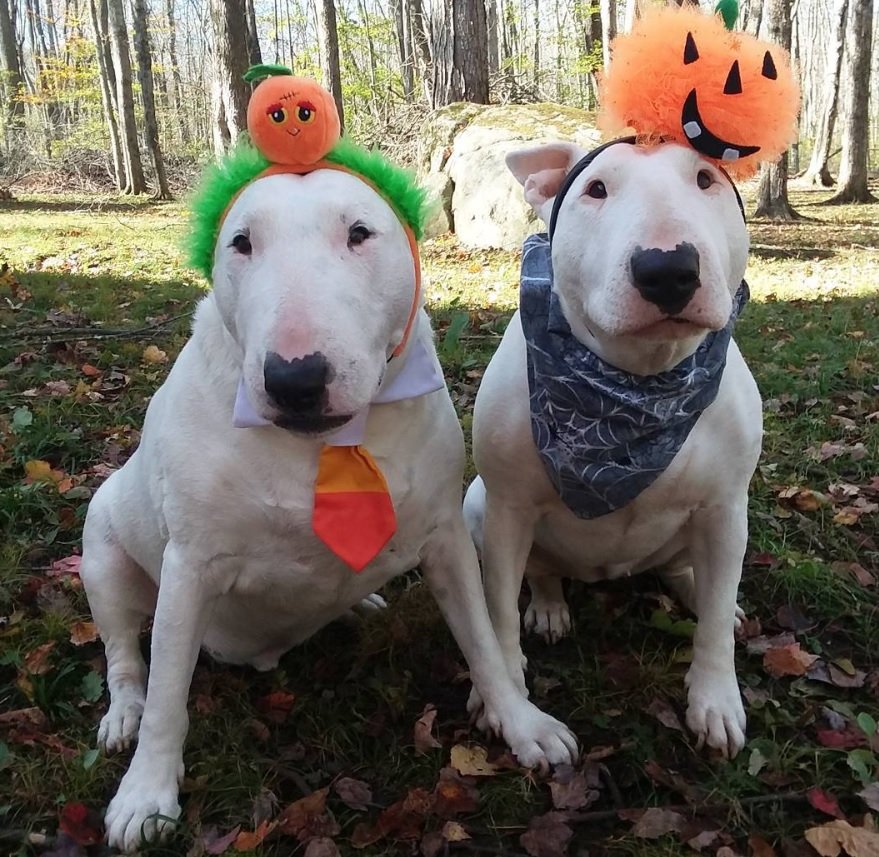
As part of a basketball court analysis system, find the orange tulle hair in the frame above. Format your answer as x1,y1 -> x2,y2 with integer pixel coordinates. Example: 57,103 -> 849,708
598,5 -> 799,179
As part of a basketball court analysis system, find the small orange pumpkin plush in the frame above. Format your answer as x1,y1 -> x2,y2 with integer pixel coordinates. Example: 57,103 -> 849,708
244,64 -> 341,166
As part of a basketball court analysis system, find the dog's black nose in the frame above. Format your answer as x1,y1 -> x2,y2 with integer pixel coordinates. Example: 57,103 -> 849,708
630,243 -> 701,315
263,351 -> 331,412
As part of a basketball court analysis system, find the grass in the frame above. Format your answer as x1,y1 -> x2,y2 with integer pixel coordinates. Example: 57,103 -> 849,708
0,183 -> 877,857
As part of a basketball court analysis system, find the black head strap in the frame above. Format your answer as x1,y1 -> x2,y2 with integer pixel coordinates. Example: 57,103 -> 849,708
547,136 -> 745,242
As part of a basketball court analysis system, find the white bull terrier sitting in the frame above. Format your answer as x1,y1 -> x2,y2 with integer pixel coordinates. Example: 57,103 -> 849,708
80,73 -> 576,853
464,138 -> 762,759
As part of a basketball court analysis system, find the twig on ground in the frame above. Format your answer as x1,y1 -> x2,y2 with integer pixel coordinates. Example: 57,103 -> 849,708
0,310 -> 195,345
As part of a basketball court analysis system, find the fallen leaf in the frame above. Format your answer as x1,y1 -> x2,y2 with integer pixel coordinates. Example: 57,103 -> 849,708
48,555 -> 82,577
763,643 -> 819,677
749,834 -> 778,857
234,819 -> 275,851
142,345 -> 168,364
520,811 -> 573,857
203,825 -> 242,854
687,828 -> 721,850
24,641 -> 56,675
450,744 -> 499,777
805,818 -> 879,857
81,363 -> 101,377
421,831 -> 446,857
256,691 -> 295,724
645,698 -> 684,733
304,838 -> 341,857
858,784 -> 879,812
442,820 -> 470,841
334,777 -> 372,812
350,788 -> 431,848
548,764 -> 601,810
629,807 -> 687,839
747,632 -> 796,655
0,706 -> 50,731
830,562 -> 876,588
24,459 -> 66,486
808,788 -> 845,819
277,788 -> 330,840
414,704 -> 441,754
776,604 -> 816,632
58,802 -> 103,846
69,621 -> 99,646
816,727 -> 868,750
433,767 -> 479,817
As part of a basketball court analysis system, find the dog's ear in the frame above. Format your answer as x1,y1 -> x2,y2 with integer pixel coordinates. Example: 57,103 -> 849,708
506,143 -> 586,223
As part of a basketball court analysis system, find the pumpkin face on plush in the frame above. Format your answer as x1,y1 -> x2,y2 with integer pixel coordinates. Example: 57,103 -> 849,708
598,5 -> 799,178
245,69 -> 341,166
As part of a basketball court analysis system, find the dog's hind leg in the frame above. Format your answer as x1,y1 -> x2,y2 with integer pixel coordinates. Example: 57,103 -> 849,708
80,501 -> 157,754
523,548 -> 571,644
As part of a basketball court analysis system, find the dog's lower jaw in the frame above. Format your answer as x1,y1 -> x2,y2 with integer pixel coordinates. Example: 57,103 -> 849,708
104,749 -> 183,851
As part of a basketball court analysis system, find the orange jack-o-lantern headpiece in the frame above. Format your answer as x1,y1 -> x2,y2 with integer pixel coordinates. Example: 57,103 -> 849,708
598,3 -> 799,179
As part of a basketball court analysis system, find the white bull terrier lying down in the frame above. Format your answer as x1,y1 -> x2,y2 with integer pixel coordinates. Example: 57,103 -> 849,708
80,75 -> 576,852
464,138 -> 762,759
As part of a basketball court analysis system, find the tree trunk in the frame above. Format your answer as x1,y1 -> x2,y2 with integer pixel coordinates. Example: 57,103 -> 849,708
803,0 -> 847,186
245,0 -> 262,65
431,0 -> 489,106
89,0 -> 124,188
210,0 -> 250,156
532,0 -> 539,88
393,0 -> 414,98
599,0 -> 615,71
315,0 -> 344,130
825,0 -> 876,203
164,0 -> 190,145
409,0 -> 432,99
131,0 -> 171,198
752,0 -> 800,219
623,0 -> 638,32
486,0 -> 498,79
106,0 -> 147,193
0,0 -> 25,124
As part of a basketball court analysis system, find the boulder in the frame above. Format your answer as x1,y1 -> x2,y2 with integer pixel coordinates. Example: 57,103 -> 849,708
419,102 -> 599,248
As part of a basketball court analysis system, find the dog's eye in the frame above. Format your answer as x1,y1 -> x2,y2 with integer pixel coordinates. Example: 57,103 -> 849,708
585,180 -> 607,199
697,170 -> 714,190
348,222 -> 373,248
231,233 -> 252,255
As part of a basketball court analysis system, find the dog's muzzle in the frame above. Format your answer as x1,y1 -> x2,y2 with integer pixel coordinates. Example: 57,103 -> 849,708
630,242 -> 701,316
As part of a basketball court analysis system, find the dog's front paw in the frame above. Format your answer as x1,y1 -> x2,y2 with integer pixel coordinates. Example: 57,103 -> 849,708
98,691 -> 145,753
105,756 -> 182,852
685,666 -> 746,758
523,599 -> 571,644
499,701 -> 579,770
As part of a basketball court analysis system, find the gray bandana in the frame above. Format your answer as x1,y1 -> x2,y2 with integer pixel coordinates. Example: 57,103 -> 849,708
520,232 -> 748,520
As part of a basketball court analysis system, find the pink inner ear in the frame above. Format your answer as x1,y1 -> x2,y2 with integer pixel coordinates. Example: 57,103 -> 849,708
524,167 -> 568,209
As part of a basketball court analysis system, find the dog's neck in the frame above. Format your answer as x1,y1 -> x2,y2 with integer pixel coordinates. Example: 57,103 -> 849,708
563,310 -> 708,376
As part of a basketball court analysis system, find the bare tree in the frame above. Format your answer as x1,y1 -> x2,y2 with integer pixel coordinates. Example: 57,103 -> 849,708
316,0 -> 344,129
409,0 -> 433,99
803,0 -> 847,185
753,0 -> 800,219
0,0 -> 25,124
89,0 -> 124,188
131,0 -> 171,198
164,0 -> 190,145
210,0 -> 250,156
600,0 -> 615,71
826,0 -> 876,203
431,0 -> 489,106
245,0 -> 261,66
486,0 -> 499,79
392,0 -> 414,98
107,0 -> 147,193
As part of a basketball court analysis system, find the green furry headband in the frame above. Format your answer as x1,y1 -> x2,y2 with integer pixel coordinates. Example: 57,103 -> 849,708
186,71 -> 428,280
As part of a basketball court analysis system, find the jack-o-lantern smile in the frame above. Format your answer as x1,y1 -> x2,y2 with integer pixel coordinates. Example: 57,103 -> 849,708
597,4 -> 800,179
681,89 -> 759,162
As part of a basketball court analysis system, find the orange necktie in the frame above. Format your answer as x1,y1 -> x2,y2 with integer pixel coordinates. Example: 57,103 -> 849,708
312,445 -> 396,572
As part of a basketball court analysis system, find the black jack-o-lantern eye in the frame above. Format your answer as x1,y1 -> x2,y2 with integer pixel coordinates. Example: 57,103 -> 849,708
762,50 -> 777,79
684,32 -> 699,64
